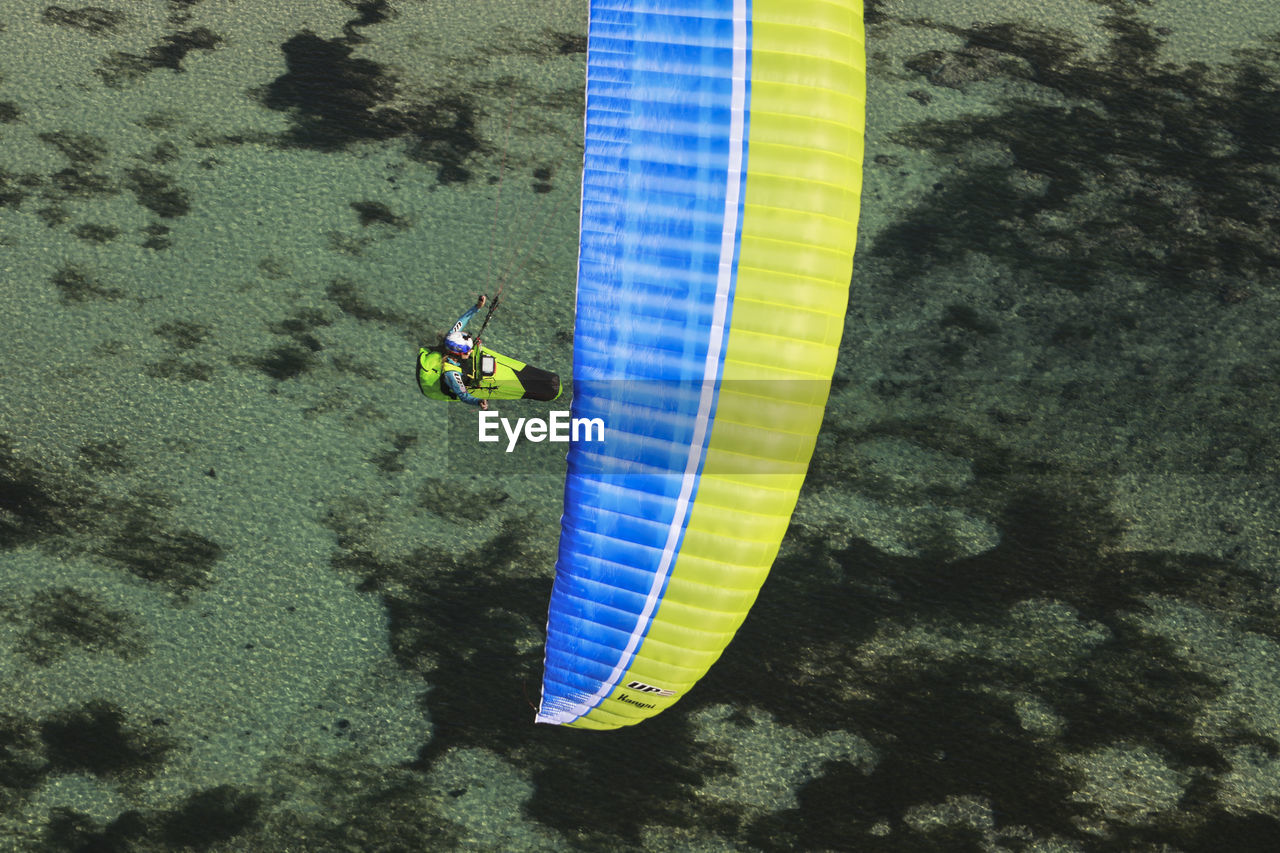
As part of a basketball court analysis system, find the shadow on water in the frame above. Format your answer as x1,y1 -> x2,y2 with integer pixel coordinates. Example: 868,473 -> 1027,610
876,16 -> 1280,301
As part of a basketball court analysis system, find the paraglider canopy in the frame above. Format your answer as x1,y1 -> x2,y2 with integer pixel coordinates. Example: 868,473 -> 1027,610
536,0 -> 866,729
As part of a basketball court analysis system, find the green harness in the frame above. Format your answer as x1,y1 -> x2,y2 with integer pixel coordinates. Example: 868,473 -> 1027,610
416,345 -> 560,403
416,348 -> 465,401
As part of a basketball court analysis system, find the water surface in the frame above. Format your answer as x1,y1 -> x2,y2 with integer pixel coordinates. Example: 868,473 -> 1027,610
2,1 -> 1279,849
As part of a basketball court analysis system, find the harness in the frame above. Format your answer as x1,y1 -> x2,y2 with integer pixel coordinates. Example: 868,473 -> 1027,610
417,348 -> 463,400
417,347 -> 496,401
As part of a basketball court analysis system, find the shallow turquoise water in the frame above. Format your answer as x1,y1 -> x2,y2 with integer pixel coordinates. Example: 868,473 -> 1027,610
2,1 -> 1279,850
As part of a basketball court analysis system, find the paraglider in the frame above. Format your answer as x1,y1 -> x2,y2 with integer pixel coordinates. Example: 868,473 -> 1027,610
416,292 -> 562,406
537,0 -> 866,729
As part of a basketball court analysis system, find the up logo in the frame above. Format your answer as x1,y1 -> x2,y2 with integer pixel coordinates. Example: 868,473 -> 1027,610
626,680 -> 676,697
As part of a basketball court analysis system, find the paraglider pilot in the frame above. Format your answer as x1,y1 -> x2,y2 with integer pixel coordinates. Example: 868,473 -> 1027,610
439,294 -> 489,410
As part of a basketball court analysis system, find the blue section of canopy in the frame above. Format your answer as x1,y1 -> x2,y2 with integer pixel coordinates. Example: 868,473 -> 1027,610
538,0 -> 751,725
